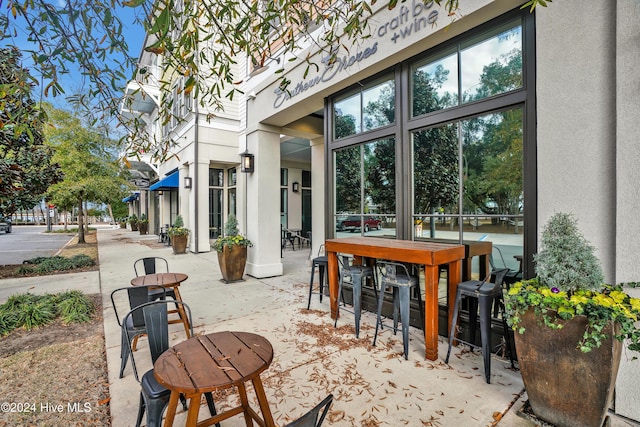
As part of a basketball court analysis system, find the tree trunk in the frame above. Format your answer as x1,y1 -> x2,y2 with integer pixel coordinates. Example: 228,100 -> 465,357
107,204 -> 114,227
77,199 -> 85,244
83,200 -> 89,235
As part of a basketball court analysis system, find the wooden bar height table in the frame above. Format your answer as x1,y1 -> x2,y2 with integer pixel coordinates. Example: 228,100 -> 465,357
154,331 -> 276,427
130,272 -> 191,338
417,238 -> 492,281
325,237 -> 465,361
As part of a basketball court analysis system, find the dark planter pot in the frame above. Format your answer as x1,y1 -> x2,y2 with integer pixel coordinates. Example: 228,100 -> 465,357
138,223 -> 148,235
130,223 -> 139,231
171,234 -> 188,254
515,309 -> 622,427
217,245 -> 248,283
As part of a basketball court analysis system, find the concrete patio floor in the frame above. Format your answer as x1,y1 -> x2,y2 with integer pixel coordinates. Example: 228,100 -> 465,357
1,227 -> 636,426
100,228 -> 526,427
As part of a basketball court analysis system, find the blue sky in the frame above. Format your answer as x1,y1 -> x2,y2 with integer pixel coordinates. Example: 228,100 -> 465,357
3,2 -> 146,110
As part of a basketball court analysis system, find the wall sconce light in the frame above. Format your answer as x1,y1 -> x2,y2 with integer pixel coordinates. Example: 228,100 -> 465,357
240,149 -> 254,173
292,181 -> 299,193
184,176 -> 192,189
158,190 -> 164,196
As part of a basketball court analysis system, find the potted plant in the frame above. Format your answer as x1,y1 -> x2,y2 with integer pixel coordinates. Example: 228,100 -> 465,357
212,214 -> 252,283
119,217 -> 127,229
505,213 -> 640,427
168,215 -> 189,254
138,213 -> 149,235
129,214 -> 139,231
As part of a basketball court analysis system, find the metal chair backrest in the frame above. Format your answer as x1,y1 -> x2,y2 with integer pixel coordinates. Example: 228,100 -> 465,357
122,299 -> 194,381
134,257 -> 169,277
283,394 -> 334,427
110,285 -> 165,327
378,261 -> 412,283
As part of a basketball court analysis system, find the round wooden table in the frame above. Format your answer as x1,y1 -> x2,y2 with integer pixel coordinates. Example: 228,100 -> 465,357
130,272 -> 191,338
154,331 -> 275,427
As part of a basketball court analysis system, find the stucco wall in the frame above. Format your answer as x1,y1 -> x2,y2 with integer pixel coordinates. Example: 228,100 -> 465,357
536,1 -> 617,280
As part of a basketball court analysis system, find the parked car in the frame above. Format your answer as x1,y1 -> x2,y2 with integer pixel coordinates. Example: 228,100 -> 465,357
335,215 -> 349,231
0,215 -> 12,234
342,216 -> 381,232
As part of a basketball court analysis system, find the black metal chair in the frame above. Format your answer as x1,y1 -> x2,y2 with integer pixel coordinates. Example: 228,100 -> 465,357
334,255 -> 378,338
445,269 -> 515,383
158,224 -> 169,244
308,244 -> 328,309
110,285 -> 165,379
489,246 -> 522,285
133,257 -> 178,302
122,300 -> 219,427
283,394 -> 334,427
372,261 -> 423,360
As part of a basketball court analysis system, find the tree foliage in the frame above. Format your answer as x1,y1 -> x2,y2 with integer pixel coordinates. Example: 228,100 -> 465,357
0,47 -> 63,216
0,0 -> 549,162
44,104 -> 131,241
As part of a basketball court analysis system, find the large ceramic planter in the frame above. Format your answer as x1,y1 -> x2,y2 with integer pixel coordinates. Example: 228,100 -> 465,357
171,234 -> 188,254
130,223 -> 139,231
217,245 -> 247,283
138,223 -> 148,235
515,309 -> 622,427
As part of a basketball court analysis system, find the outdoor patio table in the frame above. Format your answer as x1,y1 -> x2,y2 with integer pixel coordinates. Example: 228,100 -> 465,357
325,237 -> 465,361
154,331 -> 275,427
130,272 -> 191,338
417,238 -> 492,281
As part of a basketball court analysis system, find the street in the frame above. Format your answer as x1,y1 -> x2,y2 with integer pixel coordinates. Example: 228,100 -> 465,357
0,225 -> 77,265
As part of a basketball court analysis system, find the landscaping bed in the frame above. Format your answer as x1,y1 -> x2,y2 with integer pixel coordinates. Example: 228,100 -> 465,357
0,231 -> 111,426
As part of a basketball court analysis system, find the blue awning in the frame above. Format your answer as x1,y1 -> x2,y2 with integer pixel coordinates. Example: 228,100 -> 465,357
122,193 -> 139,203
150,170 -> 179,191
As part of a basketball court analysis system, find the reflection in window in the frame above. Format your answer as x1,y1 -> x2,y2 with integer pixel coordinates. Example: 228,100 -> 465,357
335,145 -> 361,214
410,20 -> 522,116
412,50 -> 458,116
334,78 -> 395,139
363,81 -> 395,131
462,110 -> 523,219
413,123 -> 459,217
412,108 -> 523,242
335,138 -> 396,235
461,22 -> 522,103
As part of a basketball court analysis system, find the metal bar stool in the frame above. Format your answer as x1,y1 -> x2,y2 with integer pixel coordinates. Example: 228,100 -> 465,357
445,269 -> 515,383
334,255 -> 378,338
307,244 -> 328,309
372,261 -> 424,360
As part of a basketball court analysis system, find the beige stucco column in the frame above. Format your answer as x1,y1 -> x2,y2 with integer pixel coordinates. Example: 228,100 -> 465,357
245,126 -> 284,278
191,157 -> 211,253
310,137 -> 325,257
614,0 -> 640,421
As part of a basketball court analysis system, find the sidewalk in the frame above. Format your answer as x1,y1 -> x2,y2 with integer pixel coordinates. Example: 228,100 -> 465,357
0,227 -> 632,426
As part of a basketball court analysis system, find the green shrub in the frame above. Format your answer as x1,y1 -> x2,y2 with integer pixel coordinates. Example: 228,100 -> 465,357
70,254 -> 95,268
17,301 -> 55,330
0,311 -> 18,336
57,291 -> 94,323
0,291 -> 95,334
16,254 -> 95,275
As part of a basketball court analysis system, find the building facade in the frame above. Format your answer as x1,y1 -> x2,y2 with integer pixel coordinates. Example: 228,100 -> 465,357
123,0 -> 640,418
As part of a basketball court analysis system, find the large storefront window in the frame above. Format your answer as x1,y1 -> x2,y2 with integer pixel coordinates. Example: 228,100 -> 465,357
334,77 -> 395,139
328,10 -> 534,278
335,138 -> 396,236
412,109 -> 524,274
411,19 -> 522,118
